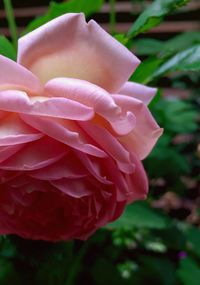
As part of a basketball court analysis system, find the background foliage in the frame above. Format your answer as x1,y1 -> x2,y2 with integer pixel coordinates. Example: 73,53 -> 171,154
0,0 -> 199,284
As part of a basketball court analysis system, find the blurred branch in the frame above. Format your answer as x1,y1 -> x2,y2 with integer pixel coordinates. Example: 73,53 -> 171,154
3,0 -> 17,50
109,0 -> 116,34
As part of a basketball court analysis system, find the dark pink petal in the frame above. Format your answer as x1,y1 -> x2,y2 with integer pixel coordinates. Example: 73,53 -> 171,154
125,153 -> 149,203
0,170 -> 20,184
29,153 -> 87,180
74,151 -> 113,185
50,178 -> 92,198
102,157 -> 129,202
20,114 -> 107,158
79,121 -> 135,173
0,136 -> 68,171
0,145 -> 24,163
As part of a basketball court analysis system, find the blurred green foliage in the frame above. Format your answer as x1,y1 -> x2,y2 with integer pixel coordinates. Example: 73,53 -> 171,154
24,0 -> 104,34
128,0 -> 189,37
108,202 -> 169,230
133,32 -> 200,56
0,0 -> 200,284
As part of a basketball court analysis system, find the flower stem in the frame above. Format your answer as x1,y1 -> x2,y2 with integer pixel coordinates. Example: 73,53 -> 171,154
3,0 -> 17,50
64,241 -> 89,285
109,0 -> 116,34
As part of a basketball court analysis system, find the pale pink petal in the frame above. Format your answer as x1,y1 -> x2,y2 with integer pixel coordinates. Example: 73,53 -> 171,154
79,121 -> 135,173
0,55 -> 42,95
20,114 -> 107,158
50,178 -> 92,198
119,81 -> 157,105
18,13 -> 139,92
45,78 -> 136,136
0,90 -> 94,121
0,114 -> 43,146
112,94 -> 163,160
0,136 -> 68,171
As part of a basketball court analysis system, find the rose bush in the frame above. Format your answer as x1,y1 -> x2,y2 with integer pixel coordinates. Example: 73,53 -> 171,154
0,13 -> 162,241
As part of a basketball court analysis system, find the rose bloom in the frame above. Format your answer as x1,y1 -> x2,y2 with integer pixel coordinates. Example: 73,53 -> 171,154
0,13 -> 162,241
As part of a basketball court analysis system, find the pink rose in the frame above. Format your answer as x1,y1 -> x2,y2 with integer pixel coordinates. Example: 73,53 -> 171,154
0,13 -> 162,241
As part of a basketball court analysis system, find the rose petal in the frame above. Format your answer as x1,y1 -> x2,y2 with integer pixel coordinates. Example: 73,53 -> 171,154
29,153 -> 87,180
112,94 -> 163,159
102,157 -> 129,202
50,178 -> 92,198
20,114 -> 107,158
0,136 -> 68,171
79,121 -> 135,173
74,151 -> 113,185
0,55 -> 42,95
118,81 -> 157,105
0,114 -> 43,146
0,90 -> 94,121
0,170 -> 20,184
45,78 -> 136,136
126,153 -> 148,203
18,13 -> 139,92
0,145 -> 24,163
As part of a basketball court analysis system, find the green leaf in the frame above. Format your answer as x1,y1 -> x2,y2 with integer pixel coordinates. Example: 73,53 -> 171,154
92,259 -> 124,285
164,32 -> 200,54
157,225 -> 186,250
177,257 -> 200,285
140,256 -> 176,285
133,32 -> 200,56
108,202 -> 169,230
0,36 -> 16,60
114,34 -> 129,46
153,98 -> 198,134
145,135 -> 191,178
133,38 -> 165,55
0,259 -> 20,285
185,227 -> 200,257
148,88 -> 161,109
0,238 -> 17,258
24,0 -> 104,34
130,56 -> 165,84
145,97 -> 198,178
128,0 -> 189,38
35,242 -> 73,285
153,45 -> 200,77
